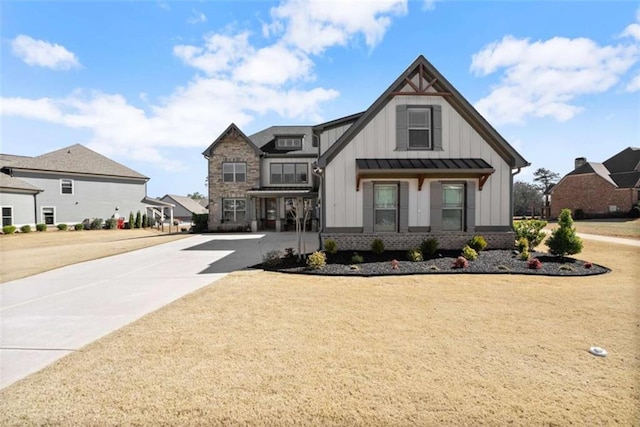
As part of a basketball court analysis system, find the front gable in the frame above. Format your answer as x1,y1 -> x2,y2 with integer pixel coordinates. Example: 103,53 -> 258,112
317,55 -> 528,170
202,123 -> 262,158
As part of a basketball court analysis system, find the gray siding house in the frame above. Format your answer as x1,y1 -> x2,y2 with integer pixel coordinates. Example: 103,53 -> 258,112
160,194 -> 207,223
1,144 -> 151,227
204,55 -> 529,249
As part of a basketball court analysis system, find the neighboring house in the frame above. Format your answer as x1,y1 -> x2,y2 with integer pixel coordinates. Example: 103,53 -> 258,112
550,147 -> 640,219
203,55 -> 529,249
160,194 -> 208,223
0,144 -> 164,227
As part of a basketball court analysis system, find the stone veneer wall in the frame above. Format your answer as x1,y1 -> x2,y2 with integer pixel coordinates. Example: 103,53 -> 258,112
320,232 -> 516,251
207,130 -> 261,231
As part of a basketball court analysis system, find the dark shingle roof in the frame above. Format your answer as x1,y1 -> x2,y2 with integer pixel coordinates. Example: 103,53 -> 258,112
250,126 -> 316,155
603,147 -> 640,174
4,144 -> 148,180
161,194 -> 208,214
567,162 -> 617,186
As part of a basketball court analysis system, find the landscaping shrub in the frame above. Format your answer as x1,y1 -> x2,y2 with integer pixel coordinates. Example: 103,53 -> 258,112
306,251 -> 327,270
420,238 -> 439,257
516,237 -> 529,253
467,235 -> 487,252
74,223 -> 84,231
406,249 -> 423,262
135,211 -> 142,229
262,250 -> 282,267
323,239 -> 338,255
129,212 -> 135,229
284,247 -> 295,259
546,208 -> 583,258
351,252 -> 364,264
513,219 -> 547,248
517,248 -> 530,261
142,214 -> 149,228
390,259 -> 399,270
370,238 -> 385,254
452,256 -> 468,269
36,223 -> 47,232
527,258 -> 543,269
57,223 -> 68,231
192,213 -> 208,233
574,208 -> 585,220
462,245 -> 478,261
3,225 -> 16,234
90,218 -> 103,230
20,225 -> 32,233
584,262 -> 593,269
105,218 -> 117,229
629,204 -> 640,218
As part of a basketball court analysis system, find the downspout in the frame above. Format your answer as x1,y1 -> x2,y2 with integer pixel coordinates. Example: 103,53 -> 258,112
511,168 -> 522,229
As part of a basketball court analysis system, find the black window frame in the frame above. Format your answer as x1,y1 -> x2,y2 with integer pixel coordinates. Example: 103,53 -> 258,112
2,206 -> 13,226
60,178 -> 74,195
270,163 -> 308,184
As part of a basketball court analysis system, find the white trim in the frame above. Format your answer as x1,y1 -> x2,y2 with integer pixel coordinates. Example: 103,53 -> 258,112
41,206 -> 56,225
1,205 -> 14,226
60,178 -> 74,195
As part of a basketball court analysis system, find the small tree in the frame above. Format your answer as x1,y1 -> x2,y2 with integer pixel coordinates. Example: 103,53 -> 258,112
546,209 -> 583,258
142,213 -> 148,228
129,212 -> 134,229
286,197 -> 313,261
135,211 -> 142,229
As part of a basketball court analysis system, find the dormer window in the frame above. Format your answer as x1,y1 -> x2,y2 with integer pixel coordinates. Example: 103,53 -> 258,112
276,136 -> 302,149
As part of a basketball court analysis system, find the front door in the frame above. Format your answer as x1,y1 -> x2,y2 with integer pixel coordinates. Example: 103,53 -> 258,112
265,198 -> 277,229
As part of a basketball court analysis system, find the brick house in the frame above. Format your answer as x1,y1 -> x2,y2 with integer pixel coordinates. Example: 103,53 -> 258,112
203,55 -> 530,249
550,147 -> 640,219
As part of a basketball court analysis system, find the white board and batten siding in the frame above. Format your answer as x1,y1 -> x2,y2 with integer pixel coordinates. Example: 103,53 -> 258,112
319,123 -> 353,156
323,94 -> 512,229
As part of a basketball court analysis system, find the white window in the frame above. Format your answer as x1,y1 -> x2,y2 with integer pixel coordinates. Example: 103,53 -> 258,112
407,107 -> 431,149
222,163 -> 246,183
374,184 -> 397,232
223,198 -> 246,222
42,207 -> 55,225
2,206 -> 13,226
61,179 -> 74,195
442,184 -> 465,231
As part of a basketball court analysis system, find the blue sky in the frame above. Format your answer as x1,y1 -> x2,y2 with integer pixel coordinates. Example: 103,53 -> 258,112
1,0 -> 639,198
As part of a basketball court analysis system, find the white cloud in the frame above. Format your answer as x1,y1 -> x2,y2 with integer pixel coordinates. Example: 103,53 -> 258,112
422,0 -> 438,11
2,0 -> 409,170
626,73 -> 640,92
187,9 -> 207,24
11,35 -> 81,70
622,23 -> 640,41
471,35 -> 639,124
266,0 -> 408,54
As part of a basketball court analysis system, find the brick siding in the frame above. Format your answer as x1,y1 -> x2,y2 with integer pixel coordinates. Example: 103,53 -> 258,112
550,174 -> 638,219
207,130 -> 260,230
321,232 -> 515,251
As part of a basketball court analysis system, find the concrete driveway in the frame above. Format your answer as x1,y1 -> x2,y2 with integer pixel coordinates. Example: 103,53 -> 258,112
0,232 -> 319,389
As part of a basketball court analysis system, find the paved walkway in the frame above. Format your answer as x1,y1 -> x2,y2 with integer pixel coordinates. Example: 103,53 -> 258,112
576,233 -> 640,247
0,232 -> 319,389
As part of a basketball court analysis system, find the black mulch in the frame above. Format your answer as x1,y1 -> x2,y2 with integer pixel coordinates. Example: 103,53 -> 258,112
254,250 -> 610,277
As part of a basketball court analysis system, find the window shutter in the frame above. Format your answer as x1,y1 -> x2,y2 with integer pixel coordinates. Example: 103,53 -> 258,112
430,181 -> 443,232
396,105 -> 408,151
466,181 -> 476,233
433,105 -> 443,151
399,182 -> 409,232
363,182 -> 374,233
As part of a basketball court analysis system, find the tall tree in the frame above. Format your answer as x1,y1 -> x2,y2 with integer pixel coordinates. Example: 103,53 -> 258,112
187,192 -> 205,200
513,181 -> 543,217
533,168 -> 560,197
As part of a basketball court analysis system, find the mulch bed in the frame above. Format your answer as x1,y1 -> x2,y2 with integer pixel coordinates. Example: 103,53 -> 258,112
257,250 -> 611,277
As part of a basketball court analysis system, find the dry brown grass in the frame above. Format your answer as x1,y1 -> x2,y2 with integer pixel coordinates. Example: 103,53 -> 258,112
0,228 -> 190,283
1,240 -> 638,425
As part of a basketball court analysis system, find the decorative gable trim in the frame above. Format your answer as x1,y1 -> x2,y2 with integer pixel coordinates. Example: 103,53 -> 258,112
316,55 -> 529,170
202,123 -> 262,158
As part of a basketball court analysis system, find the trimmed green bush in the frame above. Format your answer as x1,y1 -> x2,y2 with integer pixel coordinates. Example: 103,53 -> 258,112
546,208 -> 583,258
135,211 -> 142,229
513,219 -> 547,248
262,250 -> 282,267
370,238 -> 385,254
192,213 -> 208,232
57,223 -> 68,231
351,252 -> 364,264
406,249 -> 423,262
517,248 -> 530,261
3,225 -> 17,234
462,245 -> 478,261
105,218 -> 117,229
36,223 -> 47,232
323,239 -> 338,255
90,218 -> 103,230
420,238 -> 439,257
20,225 -> 32,233
129,212 -> 135,229
142,213 -> 149,228
516,237 -> 529,253
467,235 -> 487,252
306,251 -> 327,270
74,223 -> 84,231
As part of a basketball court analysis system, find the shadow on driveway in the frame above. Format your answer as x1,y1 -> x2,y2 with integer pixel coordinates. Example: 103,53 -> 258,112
183,232 -> 321,274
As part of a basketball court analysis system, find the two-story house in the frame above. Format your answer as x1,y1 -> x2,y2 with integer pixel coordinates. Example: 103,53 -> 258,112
204,55 -> 529,249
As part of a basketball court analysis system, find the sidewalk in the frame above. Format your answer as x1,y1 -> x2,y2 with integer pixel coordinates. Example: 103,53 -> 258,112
576,233 -> 640,247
